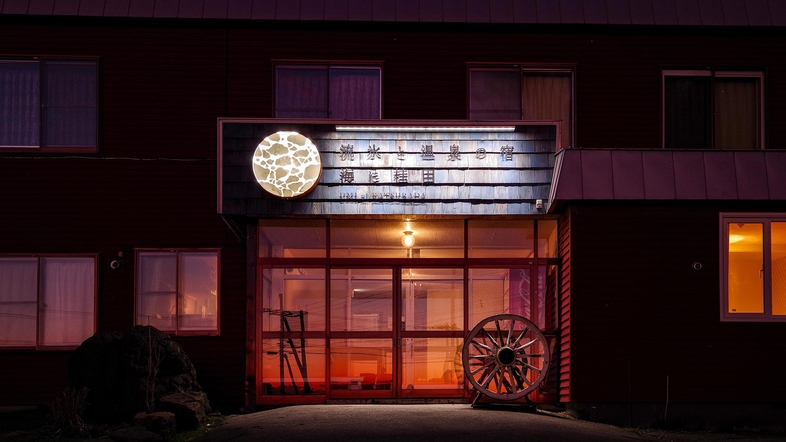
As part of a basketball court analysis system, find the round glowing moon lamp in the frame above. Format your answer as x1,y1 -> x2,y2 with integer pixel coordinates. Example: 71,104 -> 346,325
252,131 -> 322,199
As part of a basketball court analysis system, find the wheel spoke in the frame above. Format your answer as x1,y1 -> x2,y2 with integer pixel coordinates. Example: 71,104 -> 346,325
517,361 -> 542,374
480,365 -> 501,388
510,325 -> 529,348
495,369 -> 509,394
471,360 -> 495,375
470,339 -> 494,353
506,367 -> 520,392
511,366 -> 531,387
506,319 -> 514,346
494,320 -> 504,345
480,328 -> 500,349
514,337 -> 540,352
468,354 -> 495,360
516,353 -> 544,358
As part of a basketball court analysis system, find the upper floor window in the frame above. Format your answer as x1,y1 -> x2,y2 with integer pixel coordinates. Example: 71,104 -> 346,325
0,255 -> 96,348
468,66 -> 573,149
275,63 -> 382,119
663,70 -> 763,150
0,58 -> 98,152
135,249 -> 220,335
721,214 -> 786,321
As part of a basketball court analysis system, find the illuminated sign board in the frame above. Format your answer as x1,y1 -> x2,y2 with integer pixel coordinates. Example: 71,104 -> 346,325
222,122 -> 556,216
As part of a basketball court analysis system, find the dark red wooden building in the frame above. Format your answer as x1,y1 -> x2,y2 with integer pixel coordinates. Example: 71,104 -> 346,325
1,0 -> 785,427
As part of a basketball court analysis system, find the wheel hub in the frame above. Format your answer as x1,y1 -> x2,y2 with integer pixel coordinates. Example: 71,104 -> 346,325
496,347 -> 516,366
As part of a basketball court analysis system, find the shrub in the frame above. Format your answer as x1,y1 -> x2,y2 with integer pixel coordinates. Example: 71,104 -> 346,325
47,387 -> 90,438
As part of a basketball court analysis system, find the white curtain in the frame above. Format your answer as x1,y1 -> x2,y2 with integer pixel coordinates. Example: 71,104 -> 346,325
136,252 -> 177,331
39,257 -> 95,346
0,61 -> 40,147
0,258 -> 38,346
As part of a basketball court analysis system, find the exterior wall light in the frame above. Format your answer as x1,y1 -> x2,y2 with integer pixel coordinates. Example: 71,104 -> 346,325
252,131 -> 322,199
336,126 -> 515,132
401,230 -> 415,248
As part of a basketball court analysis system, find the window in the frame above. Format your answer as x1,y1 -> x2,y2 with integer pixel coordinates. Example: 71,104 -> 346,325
136,250 -> 220,335
0,255 -> 96,348
0,58 -> 98,151
721,214 -> 786,321
664,70 -> 763,150
468,66 -> 573,149
275,64 -> 381,119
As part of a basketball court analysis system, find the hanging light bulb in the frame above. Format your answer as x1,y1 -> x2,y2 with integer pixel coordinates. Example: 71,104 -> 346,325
401,230 -> 415,248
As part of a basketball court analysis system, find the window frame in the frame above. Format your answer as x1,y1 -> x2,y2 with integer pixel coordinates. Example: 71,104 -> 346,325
662,69 -> 764,150
134,248 -> 221,336
720,213 -> 786,322
0,56 -> 99,153
273,61 -> 383,120
0,254 -> 98,350
467,63 -> 575,149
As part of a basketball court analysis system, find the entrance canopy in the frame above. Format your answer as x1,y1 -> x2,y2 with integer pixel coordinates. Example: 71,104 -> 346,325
548,149 -> 786,212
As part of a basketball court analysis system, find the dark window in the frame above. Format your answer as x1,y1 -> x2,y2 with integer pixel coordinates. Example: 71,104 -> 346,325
663,71 -> 762,150
469,67 -> 573,149
0,58 -> 97,151
275,64 -> 381,119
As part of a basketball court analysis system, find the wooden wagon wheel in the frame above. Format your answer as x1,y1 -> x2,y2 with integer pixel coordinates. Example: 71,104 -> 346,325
462,314 -> 550,401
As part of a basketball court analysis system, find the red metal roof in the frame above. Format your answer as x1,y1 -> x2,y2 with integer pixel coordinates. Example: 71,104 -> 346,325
548,149 -> 786,211
3,0 -> 786,25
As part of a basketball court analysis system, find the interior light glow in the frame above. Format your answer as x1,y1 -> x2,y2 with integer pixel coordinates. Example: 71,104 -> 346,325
335,126 -> 516,132
729,234 -> 746,244
401,231 -> 415,248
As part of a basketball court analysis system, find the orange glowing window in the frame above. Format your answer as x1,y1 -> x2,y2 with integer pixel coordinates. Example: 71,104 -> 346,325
727,223 -> 764,314
135,249 -> 220,335
722,215 -> 786,321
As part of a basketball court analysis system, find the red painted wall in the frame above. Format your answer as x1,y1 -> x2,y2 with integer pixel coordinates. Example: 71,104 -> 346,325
568,202 -> 786,403
2,16 -> 786,409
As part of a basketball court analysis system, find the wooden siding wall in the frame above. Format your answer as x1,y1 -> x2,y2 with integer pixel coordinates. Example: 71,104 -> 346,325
0,21 -> 244,410
2,16 -> 786,408
224,22 -> 786,150
558,208 -> 572,402
569,202 -> 786,403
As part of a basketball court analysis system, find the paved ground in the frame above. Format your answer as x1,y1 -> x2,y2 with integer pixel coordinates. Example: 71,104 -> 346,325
190,404 -> 646,442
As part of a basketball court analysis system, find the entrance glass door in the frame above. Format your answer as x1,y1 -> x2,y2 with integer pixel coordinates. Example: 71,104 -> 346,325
329,268 -> 394,398
327,267 -> 465,398
399,268 -> 465,397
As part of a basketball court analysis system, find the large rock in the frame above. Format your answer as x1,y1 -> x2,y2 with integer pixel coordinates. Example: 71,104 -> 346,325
134,412 -> 177,441
68,326 -> 207,423
158,391 -> 210,431
109,426 -> 164,442
67,331 -> 125,422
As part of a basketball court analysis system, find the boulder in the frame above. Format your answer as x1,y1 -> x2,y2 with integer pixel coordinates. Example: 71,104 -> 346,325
158,391 -> 210,431
109,426 -> 164,442
133,412 -> 177,441
68,326 -> 206,423
67,331 -> 125,422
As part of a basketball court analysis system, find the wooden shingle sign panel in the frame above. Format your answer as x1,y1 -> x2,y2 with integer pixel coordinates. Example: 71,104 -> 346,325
220,120 -> 558,216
